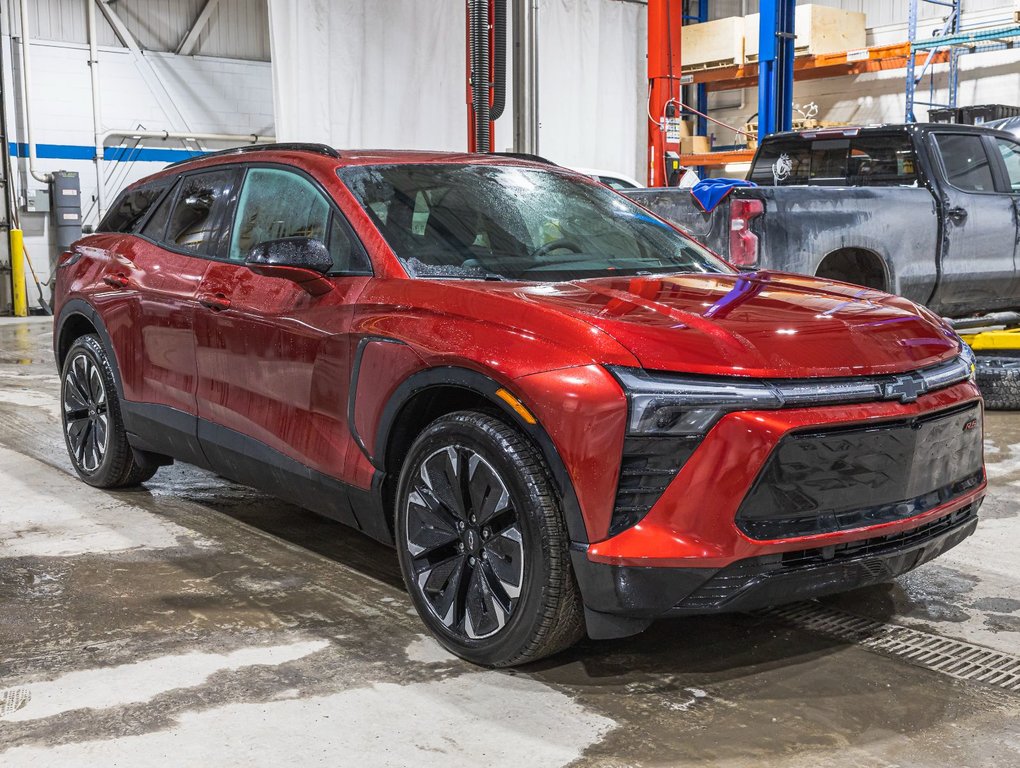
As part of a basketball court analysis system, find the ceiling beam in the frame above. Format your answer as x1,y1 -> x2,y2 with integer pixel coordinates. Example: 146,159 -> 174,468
176,0 -> 221,56
96,0 -> 191,132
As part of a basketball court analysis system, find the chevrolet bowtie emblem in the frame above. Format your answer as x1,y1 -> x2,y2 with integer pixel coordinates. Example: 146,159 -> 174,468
884,375 -> 925,403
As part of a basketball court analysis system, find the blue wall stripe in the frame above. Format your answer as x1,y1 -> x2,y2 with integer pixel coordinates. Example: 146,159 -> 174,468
8,142 -> 207,164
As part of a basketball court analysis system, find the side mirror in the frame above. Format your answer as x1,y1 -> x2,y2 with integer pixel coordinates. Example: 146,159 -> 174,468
245,237 -> 334,295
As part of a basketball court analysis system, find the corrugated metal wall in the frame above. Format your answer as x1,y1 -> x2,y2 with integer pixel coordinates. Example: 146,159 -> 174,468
7,0 -> 269,61
711,0 -> 1016,27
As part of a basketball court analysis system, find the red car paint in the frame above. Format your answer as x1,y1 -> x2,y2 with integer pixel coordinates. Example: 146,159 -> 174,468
54,147 -> 984,628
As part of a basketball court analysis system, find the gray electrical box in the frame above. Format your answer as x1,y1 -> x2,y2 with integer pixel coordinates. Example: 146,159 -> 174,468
51,171 -> 82,250
24,188 -> 50,213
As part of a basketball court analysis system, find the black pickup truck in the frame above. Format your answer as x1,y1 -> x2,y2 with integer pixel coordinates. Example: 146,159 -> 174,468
630,123 -> 1020,319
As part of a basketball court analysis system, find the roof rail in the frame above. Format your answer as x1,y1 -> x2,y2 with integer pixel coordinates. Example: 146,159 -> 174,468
164,142 -> 341,169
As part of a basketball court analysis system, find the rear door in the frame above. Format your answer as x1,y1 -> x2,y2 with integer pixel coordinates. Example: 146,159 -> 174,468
193,164 -> 373,492
927,131 -> 1019,315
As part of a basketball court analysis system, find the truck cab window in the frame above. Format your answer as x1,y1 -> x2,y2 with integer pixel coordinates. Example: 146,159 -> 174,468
996,139 -> 1020,193
935,134 -> 995,192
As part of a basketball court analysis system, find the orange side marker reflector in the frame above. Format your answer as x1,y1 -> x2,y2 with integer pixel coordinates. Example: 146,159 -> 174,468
495,388 -> 538,425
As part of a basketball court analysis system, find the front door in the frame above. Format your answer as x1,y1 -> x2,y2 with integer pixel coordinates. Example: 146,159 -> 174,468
928,131 -> 1019,315
193,165 -> 373,492
993,135 -> 1020,311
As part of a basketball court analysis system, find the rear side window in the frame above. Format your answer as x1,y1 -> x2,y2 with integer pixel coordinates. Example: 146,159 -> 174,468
749,134 -> 918,187
934,134 -> 995,192
996,138 -> 1020,192
139,179 -> 179,241
165,169 -> 239,254
98,180 -> 172,233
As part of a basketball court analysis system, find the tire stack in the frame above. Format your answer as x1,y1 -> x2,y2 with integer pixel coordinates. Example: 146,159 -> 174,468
975,356 -> 1020,410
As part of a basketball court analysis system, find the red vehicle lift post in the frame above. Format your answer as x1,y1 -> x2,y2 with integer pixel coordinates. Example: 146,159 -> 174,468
647,0 -> 684,186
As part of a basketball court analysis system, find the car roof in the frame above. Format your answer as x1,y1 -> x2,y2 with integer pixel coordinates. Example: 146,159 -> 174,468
162,143 -> 557,171
130,144 -> 565,191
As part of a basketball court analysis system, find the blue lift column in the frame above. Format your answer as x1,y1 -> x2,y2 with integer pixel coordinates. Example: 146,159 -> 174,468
757,0 -> 796,140
695,1 -> 708,138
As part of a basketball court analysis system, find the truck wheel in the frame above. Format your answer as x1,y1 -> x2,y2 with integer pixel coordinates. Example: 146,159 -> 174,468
975,356 -> 1020,410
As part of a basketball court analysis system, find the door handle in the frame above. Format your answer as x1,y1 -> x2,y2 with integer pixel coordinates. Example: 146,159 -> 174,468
102,273 -> 129,289
947,206 -> 968,223
198,292 -> 231,311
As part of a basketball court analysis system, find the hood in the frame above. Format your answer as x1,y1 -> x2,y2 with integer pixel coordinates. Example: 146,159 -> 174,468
502,272 -> 960,378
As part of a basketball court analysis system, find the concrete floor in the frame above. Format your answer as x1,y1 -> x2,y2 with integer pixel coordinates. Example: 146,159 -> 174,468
1,315 -> 1019,767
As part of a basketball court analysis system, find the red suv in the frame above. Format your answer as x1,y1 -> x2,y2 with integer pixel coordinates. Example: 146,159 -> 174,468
54,144 -> 985,666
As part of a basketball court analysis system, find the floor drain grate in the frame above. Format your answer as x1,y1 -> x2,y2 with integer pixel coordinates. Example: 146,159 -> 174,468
765,602 -> 1020,693
0,687 -> 30,718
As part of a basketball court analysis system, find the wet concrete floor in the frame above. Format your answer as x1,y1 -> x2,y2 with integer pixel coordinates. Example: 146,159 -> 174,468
1,316 -> 1019,766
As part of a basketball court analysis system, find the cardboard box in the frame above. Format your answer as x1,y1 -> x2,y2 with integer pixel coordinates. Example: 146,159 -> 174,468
681,136 -> 712,155
745,5 -> 867,61
682,17 -> 744,69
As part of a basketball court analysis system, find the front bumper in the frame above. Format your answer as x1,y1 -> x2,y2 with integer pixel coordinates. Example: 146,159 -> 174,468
572,381 -> 985,632
574,500 -> 978,624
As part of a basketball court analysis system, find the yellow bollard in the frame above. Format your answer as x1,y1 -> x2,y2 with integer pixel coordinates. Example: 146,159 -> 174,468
9,228 -> 28,317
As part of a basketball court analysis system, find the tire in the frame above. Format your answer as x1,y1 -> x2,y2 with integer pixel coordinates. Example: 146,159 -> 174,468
60,334 -> 158,488
395,411 -> 585,667
976,356 -> 1020,410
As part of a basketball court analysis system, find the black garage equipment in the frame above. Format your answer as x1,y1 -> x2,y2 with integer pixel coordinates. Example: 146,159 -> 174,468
51,171 -> 83,251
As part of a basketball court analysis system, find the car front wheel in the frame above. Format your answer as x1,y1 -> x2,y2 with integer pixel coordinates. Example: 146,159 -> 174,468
395,410 -> 584,667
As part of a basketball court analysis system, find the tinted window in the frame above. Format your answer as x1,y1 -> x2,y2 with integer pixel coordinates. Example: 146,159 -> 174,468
339,164 -> 730,282
935,134 -> 995,192
139,179 -> 179,241
598,175 -> 638,190
230,168 -> 330,262
749,134 -> 918,187
166,169 -> 238,254
996,138 -> 1020,192
327,215 -> 373,274
98,180 -> 171,233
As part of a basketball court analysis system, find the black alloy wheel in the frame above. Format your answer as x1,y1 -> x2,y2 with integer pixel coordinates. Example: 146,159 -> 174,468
395,411 -> 585,667
60,334 -> 158,488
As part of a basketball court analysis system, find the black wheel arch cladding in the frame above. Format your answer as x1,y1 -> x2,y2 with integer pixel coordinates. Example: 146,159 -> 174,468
364,359 -> 591,546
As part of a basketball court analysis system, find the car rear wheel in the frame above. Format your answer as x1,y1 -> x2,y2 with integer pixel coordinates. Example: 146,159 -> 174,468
395,411 -> 584,667
61,335 -> 158,488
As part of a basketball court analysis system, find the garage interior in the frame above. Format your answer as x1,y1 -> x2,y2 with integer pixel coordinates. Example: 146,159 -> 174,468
3,0 -> 1020,766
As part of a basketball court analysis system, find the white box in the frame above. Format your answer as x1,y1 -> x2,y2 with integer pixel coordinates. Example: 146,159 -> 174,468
682,16 -> 744,69
745,5 -> 867,61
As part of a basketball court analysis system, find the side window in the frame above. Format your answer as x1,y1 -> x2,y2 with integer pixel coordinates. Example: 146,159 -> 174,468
139,179 -> 179,241
846,135 -> 918,186
996,139 -> 1020,193
934,134 -> 995,192
98,180 -> 171,233
229,168 -> 330,262
165,168 -> 238,254
328,214 -> 373,274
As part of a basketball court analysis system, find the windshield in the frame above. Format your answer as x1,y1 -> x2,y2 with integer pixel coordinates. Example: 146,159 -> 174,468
338,164 -> 732,281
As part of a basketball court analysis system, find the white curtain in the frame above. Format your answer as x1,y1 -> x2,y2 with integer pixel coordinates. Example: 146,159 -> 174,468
269,0 -> 646,180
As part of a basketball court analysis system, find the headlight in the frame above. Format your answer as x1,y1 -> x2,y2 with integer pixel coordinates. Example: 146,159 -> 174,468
607,366 -> 782,436
959,341 -> 977,383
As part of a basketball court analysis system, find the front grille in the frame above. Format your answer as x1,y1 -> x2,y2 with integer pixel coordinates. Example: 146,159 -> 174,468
736,402 -> 983,540
676,502 -> 979,611
609,436 -> 700,537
